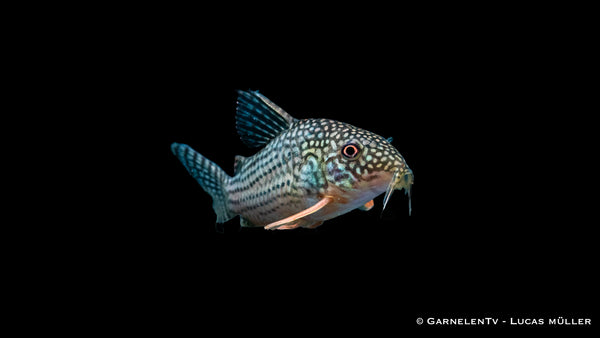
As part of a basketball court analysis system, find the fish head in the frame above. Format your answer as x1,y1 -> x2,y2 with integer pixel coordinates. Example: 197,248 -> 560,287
318,119 -> 413,214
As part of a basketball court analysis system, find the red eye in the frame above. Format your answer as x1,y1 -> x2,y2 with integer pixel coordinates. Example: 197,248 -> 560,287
342,143 -> 360,159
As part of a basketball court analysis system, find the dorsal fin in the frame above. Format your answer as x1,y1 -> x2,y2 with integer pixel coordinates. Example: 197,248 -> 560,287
235,90 -> 296,148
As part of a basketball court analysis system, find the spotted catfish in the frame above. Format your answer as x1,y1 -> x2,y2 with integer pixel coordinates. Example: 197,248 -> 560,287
171,90 -> 413,230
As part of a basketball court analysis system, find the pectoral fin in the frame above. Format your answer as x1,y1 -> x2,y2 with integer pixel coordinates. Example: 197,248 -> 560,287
359,200 -> 374,211
264,196 -> 333,230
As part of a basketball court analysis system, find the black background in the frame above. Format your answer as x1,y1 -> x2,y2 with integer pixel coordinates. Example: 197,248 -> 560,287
92,8 -> 596,334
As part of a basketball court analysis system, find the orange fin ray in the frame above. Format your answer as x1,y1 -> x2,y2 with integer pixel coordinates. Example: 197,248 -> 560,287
359,200 -> 374,211
264,197 -> 333,230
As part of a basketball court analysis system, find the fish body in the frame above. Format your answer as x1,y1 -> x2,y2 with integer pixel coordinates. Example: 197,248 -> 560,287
171,90 -> 413,230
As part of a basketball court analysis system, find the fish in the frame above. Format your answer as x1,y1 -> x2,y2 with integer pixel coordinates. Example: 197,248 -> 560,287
171,90 -> 413,231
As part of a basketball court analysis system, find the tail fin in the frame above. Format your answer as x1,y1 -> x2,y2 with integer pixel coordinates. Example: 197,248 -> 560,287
171,143 -> 236,223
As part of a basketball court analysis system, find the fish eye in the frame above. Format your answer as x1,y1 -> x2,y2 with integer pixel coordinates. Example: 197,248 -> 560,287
342,143 -> 361,159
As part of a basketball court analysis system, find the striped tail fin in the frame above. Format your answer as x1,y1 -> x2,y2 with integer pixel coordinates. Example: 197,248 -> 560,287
171,143 -> 236,224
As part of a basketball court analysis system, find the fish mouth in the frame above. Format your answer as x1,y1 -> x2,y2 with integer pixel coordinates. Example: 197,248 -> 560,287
382,168 -> 414,216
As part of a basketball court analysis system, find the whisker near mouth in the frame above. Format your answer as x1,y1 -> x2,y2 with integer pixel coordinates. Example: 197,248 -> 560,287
381,169 -> 400,217
405,169 -> 414,216
407,184 -> 412,216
